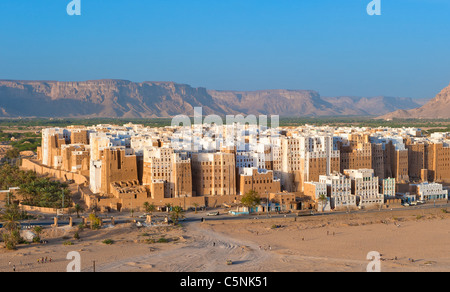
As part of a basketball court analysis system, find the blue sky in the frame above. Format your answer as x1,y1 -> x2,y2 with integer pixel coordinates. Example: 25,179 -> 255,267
0,0 -> 449,99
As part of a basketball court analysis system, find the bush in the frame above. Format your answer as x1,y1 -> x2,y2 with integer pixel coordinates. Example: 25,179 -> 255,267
102,239 -> 114,245
157,237 -> 169,243
63,241 -> 74,246
33,236 -> 41,243
73,232 -> 80,240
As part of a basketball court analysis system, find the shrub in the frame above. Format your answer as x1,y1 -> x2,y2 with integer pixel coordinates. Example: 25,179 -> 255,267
63,241 -> 74,246
157,237 -> 169,243
102,239 -> 114,245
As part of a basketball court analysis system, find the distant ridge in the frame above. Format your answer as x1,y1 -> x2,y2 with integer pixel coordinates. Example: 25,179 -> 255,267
0,79 -> 425,118
379,83 -> 450,119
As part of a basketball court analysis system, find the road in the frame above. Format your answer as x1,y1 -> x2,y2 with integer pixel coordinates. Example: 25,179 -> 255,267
3,201 -> 449,228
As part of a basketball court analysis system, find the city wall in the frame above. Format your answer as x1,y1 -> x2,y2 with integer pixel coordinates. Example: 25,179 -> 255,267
21,158 -> 89,185
18,204 -> 71,215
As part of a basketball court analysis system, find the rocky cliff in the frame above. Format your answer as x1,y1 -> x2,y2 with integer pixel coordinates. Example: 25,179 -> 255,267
379,83 -> 450,119
0,79 -> 425,118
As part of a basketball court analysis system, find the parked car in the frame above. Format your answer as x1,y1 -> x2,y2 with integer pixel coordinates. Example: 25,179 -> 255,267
207,212 -> 220,216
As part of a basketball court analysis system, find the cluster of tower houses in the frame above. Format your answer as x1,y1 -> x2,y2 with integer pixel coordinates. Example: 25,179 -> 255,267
34,122 -> 448,212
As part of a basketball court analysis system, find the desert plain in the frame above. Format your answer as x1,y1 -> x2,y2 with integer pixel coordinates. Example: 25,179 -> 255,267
0,207 -> 449,272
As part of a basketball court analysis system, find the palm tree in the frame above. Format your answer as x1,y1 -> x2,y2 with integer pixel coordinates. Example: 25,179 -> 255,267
1,204 -> 21,232
143,202 -> 156,214
318,194 -> 328,212
165,203 -> 172,213
170,206 -> 185,225
74,204 -> 84,218
193,203 -> 199,214
1,204 -> 22,250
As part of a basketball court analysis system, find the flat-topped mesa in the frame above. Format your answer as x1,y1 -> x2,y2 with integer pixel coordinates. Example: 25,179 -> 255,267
0,79 -> 428,118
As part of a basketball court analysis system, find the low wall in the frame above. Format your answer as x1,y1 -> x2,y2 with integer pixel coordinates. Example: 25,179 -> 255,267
21,159 -> 88,185
18,204 -> 70,215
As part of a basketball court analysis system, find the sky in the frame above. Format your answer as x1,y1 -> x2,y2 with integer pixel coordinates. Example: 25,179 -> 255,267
0,0 -> 449,99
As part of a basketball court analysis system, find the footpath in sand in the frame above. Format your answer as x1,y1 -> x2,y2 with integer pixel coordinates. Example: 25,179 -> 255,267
1,208 -> 449,272
203,208 -> 450,272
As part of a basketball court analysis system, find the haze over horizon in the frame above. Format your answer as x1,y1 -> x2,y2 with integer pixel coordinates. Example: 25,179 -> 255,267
0,0 -> 449,100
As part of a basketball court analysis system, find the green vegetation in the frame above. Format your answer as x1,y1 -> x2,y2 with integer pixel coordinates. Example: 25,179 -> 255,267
102,239 -> 114,245
1,117 -> 450,133
73,231 -> 80,240
18,178 -> 71,209
241,190 -> 261,211
143,202 -> 156,214
88,213 -> 101,230
0,204 -> 23,250
74,204 -> 84,218
0,164 -> 38,191
0,164 -> 72,208
0,130 -> 41,153
157,237 -> 169,243
63,241 -> 74,246
169,205 -> 185,225
33,226 -> 43,243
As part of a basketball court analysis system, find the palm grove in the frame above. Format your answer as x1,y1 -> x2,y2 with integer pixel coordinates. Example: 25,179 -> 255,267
0,164 -> 71,250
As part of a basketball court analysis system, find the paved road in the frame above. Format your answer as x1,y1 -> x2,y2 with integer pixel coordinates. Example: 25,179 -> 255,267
3,202 -> 449,228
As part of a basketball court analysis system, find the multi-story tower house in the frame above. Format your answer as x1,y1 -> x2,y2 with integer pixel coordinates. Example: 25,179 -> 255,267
344,169 -> 384,207
191,152 -> 236,197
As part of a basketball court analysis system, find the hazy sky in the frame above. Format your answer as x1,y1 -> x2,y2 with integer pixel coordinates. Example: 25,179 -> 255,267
0,0 -> 449,99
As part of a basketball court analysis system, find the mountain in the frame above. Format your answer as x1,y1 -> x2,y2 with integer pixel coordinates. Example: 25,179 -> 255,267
322,96 -> 424,116
0,79 -> 424,118
379,83 -> 450,119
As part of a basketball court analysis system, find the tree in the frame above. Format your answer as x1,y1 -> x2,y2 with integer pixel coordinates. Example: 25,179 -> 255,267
143,202 -> 156,214
241,190 -> 261,213
318,194 -> 328,212
1,204 -> 22,250
165,203 -> 172,213
88,213 -> 101,230
193,203 -> 199,214
170,206 -> 185,225
5,148 -> 20,160
74,204 -> 84,218
33,226 -> 43,242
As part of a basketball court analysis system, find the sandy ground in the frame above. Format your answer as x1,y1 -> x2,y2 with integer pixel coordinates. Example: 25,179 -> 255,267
1,208 -> 449,272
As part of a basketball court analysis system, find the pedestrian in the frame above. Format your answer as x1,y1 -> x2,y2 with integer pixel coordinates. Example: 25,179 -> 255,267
269,245 -> 272,251
13,265 -> 16,272
213,242 -> 215,247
